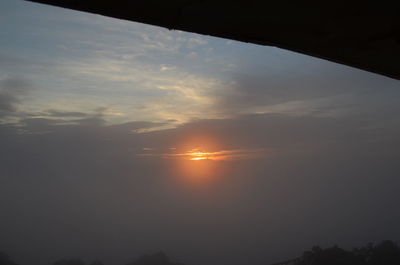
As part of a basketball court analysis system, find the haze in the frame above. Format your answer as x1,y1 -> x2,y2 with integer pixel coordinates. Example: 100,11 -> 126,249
1,1 -> 400,265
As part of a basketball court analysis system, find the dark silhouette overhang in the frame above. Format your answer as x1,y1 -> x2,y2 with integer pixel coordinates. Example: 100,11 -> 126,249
26,0 -> 400,80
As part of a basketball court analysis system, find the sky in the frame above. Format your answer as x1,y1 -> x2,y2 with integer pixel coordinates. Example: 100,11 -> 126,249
1,1 -> 400,265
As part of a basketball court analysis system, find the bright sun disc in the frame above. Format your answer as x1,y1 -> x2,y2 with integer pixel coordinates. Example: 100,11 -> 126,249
190,157 -> 207,161
187,151 -> 211,161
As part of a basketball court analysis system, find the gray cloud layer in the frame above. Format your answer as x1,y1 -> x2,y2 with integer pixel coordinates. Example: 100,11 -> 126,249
215,62 -> 400,117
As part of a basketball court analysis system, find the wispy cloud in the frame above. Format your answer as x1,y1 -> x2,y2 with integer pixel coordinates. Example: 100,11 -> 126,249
3,0 -> 400,129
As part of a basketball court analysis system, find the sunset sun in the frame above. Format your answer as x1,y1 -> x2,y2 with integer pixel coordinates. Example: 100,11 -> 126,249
137,140 -> 264,185
186,149 -> 211,161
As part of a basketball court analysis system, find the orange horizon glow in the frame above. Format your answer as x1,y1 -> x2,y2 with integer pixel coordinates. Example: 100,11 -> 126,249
137,147 -> 264,161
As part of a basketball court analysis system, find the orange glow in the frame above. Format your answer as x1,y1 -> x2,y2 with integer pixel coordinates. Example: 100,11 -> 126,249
176,158 -> 217,184
137,147 -> 264,161
136,135 -> 264,185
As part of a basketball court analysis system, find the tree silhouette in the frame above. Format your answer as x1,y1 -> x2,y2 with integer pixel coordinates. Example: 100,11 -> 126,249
0,240 -> 399,265
0,252 -> 18,265
296,241 -> 400,265
364,240 -> 400,265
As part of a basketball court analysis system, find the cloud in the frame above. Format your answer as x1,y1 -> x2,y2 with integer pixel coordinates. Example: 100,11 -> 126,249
0,78 -> 31,118
44,109 -> 90,118
137,148 -> 265,161
0,0 -> 231,126
214,63 -> 400,117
